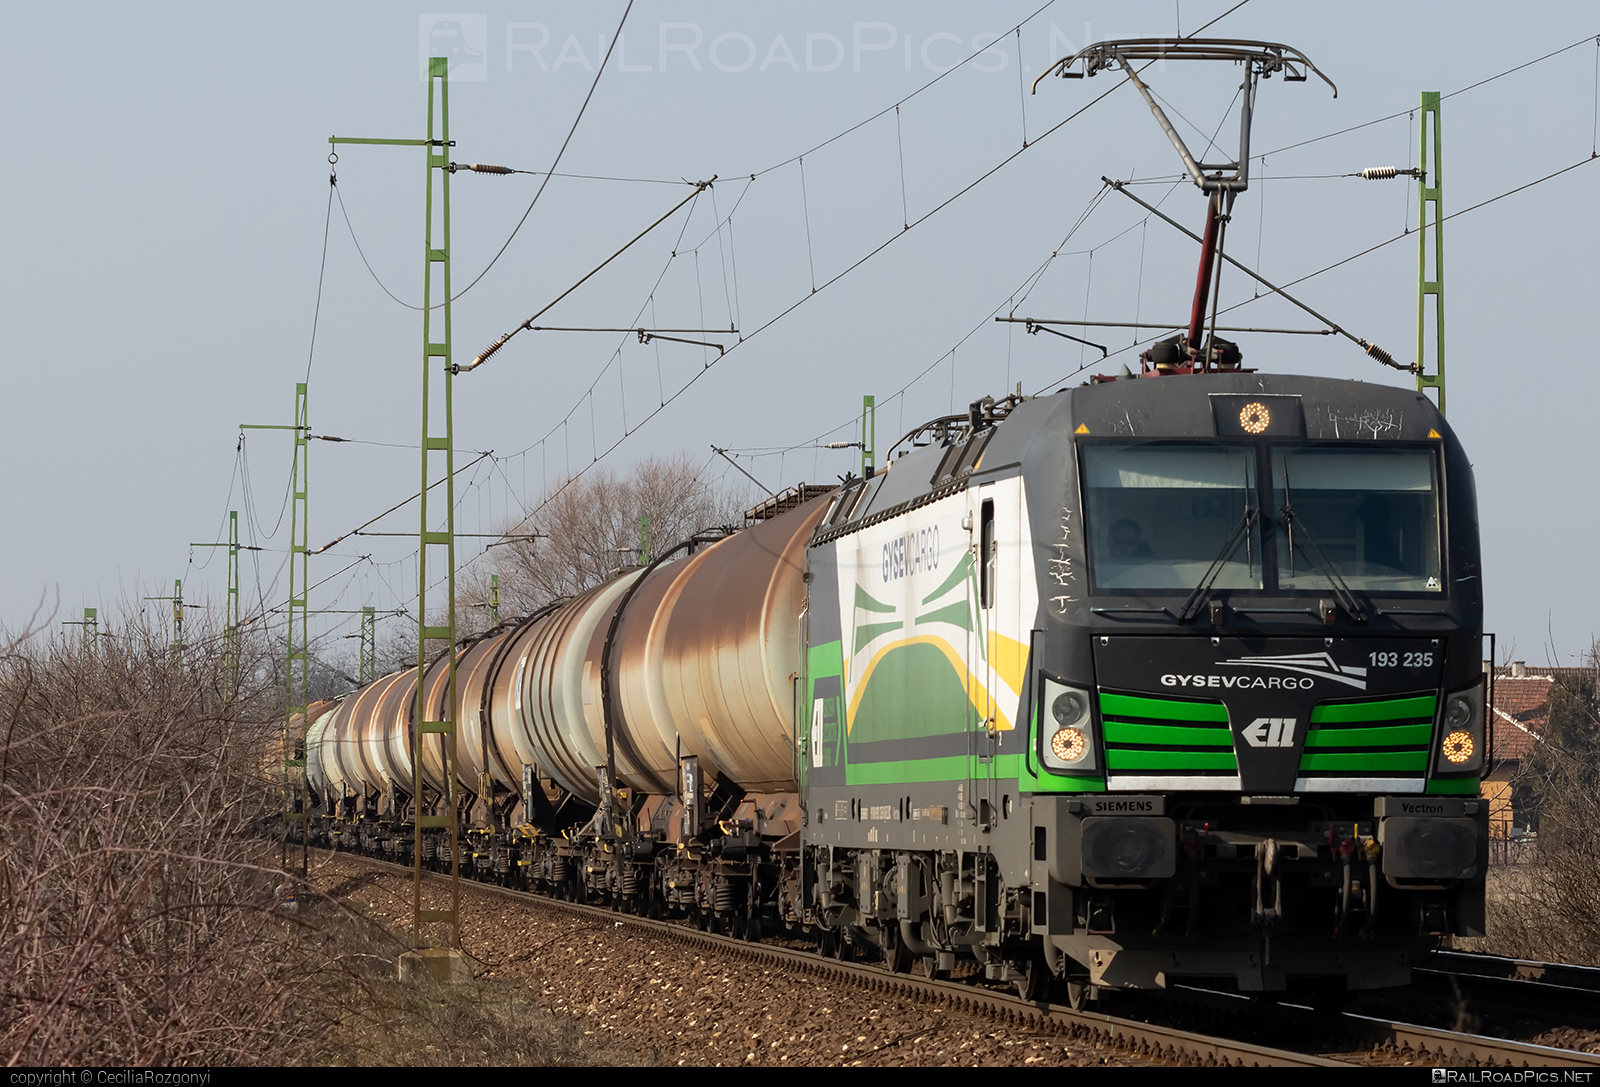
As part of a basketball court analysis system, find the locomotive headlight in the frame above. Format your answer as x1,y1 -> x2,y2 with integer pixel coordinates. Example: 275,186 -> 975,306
1050,727 -> 1088,762
1443,695 -> 1474,730
1040,677 -> 1099,774
1433,678 -> 1486,775
1441,731 -> 1475,764
1052,690 -> 1089,728
1238,402 -> 1271,434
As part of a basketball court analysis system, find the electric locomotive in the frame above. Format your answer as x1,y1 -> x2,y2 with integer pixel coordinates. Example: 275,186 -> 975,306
800,373 -> 1485,1001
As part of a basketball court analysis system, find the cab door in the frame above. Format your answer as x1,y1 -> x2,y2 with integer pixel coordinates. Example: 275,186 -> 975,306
969,485 -> 999,830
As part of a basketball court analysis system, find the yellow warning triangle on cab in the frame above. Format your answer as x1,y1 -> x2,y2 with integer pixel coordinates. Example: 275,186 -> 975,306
1428,428 -> 1441,438
1075,424 -> 1090,434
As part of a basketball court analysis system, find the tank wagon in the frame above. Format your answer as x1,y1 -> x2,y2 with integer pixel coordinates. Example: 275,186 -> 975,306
301,368 -> 1485,1003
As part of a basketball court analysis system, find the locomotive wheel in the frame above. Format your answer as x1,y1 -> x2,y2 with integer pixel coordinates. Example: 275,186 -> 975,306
817,928 -> 837,958
830,930 -> 854,962
1015,954 -> 1048,1003
1065,978 -> 1091,1011
744,913 -> 762,944
730,909 -> 747,941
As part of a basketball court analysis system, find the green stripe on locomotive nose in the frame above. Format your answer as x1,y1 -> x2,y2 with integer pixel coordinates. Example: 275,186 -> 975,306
1105,749 -> 1239,771
1309,695 -> 1437,724
1302,723 -> 1434,748
1299,750 -> 1430,772
1099,692 -> 1229,723
1103,721 -> 1234,746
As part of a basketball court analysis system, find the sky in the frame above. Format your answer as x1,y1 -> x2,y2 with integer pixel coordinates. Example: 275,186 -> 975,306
5,1 -> 1597,668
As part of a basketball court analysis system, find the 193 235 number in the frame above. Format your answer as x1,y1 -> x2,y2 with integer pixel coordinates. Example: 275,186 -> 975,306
1369,651 -> 1434,667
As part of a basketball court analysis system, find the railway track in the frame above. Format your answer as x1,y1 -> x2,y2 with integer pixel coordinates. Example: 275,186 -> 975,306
311,849 -> 1600,1068
1422,949 -> 1600,996
1361,949 -> 1600,1054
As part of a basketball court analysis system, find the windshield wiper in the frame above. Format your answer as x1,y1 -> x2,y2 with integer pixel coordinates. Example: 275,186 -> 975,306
1178,464 -> 1257,624
1281,463 -> 1366,622
1177,504 -> 1256,624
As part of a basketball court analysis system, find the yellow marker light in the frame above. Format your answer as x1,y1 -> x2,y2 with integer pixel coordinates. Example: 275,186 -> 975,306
1050,727 -> 1087,762
1442,730 -> 1475,764
1238,402 -> 1271,434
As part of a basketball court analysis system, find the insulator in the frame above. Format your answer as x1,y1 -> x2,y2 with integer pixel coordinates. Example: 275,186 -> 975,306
1363,341 -> 1404,370
473,335 -> 510,368
472,163 -> 513,174
1361,166 -> 1399,180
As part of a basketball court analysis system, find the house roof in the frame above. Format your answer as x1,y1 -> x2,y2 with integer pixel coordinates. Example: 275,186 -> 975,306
1490,706 -> 1539,761
1493,676 -> 1554,730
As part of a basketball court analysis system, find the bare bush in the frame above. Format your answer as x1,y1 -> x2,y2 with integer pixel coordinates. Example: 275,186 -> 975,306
0,610 -> 329,1065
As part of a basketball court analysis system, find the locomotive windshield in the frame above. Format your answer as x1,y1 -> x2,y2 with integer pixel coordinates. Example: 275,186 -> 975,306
1271,446 -> 1441,592
1081,443 -> 1263,591
1083,440 -> 1443,595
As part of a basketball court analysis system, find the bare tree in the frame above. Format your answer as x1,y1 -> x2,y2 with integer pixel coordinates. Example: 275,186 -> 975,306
459,453 -> 750,622
1484,639 -> 1600,963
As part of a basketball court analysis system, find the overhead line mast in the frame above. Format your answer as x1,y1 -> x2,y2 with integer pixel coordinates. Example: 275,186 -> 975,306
190,511 -> 242,698
242,384 -> 311,878
330,54 -> 467,983
1415,91 -> 1447,413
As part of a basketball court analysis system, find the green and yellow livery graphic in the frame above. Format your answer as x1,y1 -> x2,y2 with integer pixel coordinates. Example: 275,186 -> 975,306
832,485 -> 1037,756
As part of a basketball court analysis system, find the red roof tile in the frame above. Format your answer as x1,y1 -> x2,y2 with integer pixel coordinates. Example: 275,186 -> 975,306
1489,707 -> 1538,761
1492,677 -> 1552,730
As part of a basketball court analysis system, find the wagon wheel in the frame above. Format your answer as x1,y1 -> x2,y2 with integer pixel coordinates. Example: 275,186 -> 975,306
884,926 -> 914,974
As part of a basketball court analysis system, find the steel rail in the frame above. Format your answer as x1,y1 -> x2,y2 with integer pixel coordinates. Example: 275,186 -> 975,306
1164,982 -> 1600,1068
1420,949 -> 1600,994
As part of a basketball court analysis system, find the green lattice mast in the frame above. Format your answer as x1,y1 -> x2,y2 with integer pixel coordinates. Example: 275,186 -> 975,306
331,54 -> 463,970
1415,92 -> 1445,413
